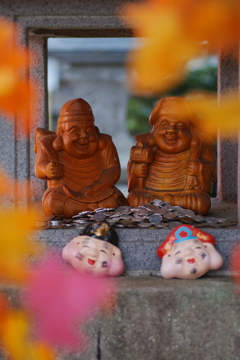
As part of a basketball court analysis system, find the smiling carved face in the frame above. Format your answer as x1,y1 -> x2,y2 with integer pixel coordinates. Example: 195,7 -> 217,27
60,118 -> 99,159
62,235 -> 124,276
153,115 -> 193,154
160,238 -> 223,279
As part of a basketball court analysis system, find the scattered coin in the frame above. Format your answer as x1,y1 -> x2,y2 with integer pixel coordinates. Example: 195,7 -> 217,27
115,223 -> 125,228
107,219 -> 118,224
204,217 -> 219,224
183,209 -> 195,217
119,219 -> 133,226
214,218 -> 228,223
179,216 -> 195,223
62,218 -> 74,224
48,220 -> 63,228
148,214 -> 163,225
145,204 -> 162,212
73,219 -> 88,224
134,209 -> 149,216
92,212 -> 107,221
74,223 -> 86,228
120,215 -> 133,220
137,222 -> 153,228
194,215 -> 205,222
169,221 -> 183,228
63,223 -> 75,228
72,211 -> 91,218
115,206 -> 132,212
172,206 -> 184,211
163,213 -> 179,221
132,216 -> 144,222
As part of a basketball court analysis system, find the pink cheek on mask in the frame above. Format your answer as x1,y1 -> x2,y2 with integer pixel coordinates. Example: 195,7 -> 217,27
108,259 -> 124,277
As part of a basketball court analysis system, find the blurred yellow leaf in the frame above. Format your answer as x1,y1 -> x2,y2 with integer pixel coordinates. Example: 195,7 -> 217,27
1,310 -> 55,360
187,92 -> 240,136
0,209 -> 42,283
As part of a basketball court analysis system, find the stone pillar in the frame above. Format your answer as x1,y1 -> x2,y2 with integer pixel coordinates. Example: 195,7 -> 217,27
0,22 -> 48,207
28,35 -> 49,203
217,51 -> 239,203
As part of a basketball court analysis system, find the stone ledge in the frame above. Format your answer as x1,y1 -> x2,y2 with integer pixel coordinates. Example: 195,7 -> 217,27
1,276 -> 240,360
29,226 -> 240,274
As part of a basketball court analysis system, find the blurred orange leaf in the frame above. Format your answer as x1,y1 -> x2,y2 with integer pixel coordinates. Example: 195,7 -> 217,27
0,167 -> 40,202
0,17 -> 37,134
122,2 -> 196,94
0,294 -> 9,326
121,0 -> 240,94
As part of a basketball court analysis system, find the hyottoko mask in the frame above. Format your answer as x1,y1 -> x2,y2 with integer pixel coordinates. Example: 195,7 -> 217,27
157,225 -> 223,279
62,221 -> 124,276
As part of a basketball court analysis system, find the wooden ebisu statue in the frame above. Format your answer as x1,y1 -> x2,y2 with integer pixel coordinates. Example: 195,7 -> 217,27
34,98 -> 128,218
127,97 -> 216,215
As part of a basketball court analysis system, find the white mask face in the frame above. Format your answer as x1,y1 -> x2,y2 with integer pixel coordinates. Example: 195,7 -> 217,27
161,239 -> 223,279
62,235 -> 124,276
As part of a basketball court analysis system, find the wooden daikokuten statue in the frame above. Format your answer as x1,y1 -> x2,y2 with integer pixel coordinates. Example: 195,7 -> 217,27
34,98 -> 128,218
128,97 -> 216,215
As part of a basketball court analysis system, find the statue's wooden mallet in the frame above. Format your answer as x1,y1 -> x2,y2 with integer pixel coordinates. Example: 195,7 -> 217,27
130,142 -> 153,189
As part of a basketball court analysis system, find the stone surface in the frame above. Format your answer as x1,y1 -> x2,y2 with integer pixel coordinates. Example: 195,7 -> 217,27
1,276 -> 240,360
0,0 -> 136,17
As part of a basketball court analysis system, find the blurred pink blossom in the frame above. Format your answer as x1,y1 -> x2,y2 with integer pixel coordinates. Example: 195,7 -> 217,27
23,256 -> 116,351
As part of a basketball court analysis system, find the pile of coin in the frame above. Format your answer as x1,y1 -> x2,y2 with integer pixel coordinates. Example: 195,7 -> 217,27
36,199 -> 236,230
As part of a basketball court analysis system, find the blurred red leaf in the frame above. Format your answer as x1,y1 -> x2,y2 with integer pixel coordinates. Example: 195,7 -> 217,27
24,256 -> 116,351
